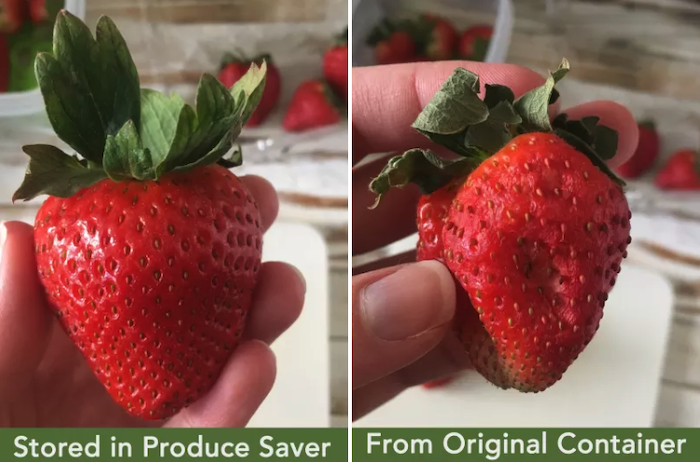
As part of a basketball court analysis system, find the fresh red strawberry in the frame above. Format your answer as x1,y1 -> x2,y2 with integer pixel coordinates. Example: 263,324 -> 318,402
654,149 -> 700,190
13,11 -> 270,420
282,79 -> 340,132
28,0 -> 47,24
371,60 -> 631,393
0,33 -> 8,92
217,52 -> 281,127
323,28 -> 348,102
615,121 -> 660,178
374,31 -> 416,65
0,0 -> 27,33
459,25 -> 493,61
421,14 -> 458,61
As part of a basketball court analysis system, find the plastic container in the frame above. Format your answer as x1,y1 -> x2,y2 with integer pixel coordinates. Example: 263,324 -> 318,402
0,0 -> 86,118
352,0 -> 513,66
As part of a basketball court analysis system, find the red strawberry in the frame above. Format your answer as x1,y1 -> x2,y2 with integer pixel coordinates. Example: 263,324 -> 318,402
0,33 -> 8,92
0,0 -> 27,33
217,52 -> 281,127
323,28 -> 348,102
282,79 -> 340,132
371,60 -> 631,393
13,11 -> 270,420
421,14 -> 458,61
615,121 -> 659,178
374,31 -> 416,65
654,149 -> 700,190
459,25 -> 493,61
28,0 -> 46,23
422,376 -> 455,389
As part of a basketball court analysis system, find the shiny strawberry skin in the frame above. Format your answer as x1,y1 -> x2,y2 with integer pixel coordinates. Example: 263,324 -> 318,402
217,60 -> 281,127
282,79 -> 340,132
374,31 -> 416,65
654,149 -> 700,190
34,165 -> 263,420
442,133 -> 631,392
616,122 -> 660,178
323,44 -> 348,102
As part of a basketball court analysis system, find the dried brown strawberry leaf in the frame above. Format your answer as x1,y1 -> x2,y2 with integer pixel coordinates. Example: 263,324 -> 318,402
413,68 -> 488,137
13,145 -> 108,202
369,149 -> 479,208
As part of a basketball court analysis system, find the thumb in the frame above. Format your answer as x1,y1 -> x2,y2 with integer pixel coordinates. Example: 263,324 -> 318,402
0,221 -> 52,399
352,260 -> 456,389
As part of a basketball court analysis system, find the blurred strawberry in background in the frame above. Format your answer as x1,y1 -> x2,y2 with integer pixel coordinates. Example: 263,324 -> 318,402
367,19 -> 416,65
283,79 -> 341,132
421,14 -> 458,61
28,0 -> 47,24
655,149 -> 700,191
459,24 -> 493,61
217,52 -> 281,127
616,121 -> 660,179
323,28 -> 348,102
0,33 -> 8,92
0,0 -> 27,33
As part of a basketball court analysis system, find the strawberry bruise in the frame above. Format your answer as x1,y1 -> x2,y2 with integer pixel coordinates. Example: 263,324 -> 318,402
370,60 -> 632,393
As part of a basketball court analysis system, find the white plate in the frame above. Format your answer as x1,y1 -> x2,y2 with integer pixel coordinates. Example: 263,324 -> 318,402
355,265 -> 674,428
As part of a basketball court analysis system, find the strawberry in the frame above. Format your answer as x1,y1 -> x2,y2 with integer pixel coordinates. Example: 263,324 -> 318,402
422,376 -> 455,389
28,0 -> 47,24
323,28 -> 348,102
282,79 -> 341,132
374,31 -> 416,65
654,148 -> 700,190
0,0 -> 27,33
421,14 -> 458,61
217,52 -> 280,127
13,11 -> 270,420
368,19 -> 417,65
0,33 -> 8,92
615,120 -> 660,178
371,60 -> 631,392
459,25 -> 493,61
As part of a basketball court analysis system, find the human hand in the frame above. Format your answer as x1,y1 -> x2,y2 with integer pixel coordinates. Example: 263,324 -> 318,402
0,175 -> 305,428
351,61 -> 639,420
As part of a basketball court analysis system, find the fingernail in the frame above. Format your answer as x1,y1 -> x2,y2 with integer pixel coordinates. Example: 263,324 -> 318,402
361,260 -> 455,341
289,264 -> 307,295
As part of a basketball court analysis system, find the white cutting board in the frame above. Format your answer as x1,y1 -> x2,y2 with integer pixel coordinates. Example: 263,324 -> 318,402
355,265 -> 674,428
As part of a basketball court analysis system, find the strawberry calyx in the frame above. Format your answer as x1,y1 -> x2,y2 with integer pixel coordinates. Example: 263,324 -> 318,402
637,119 -> 656,131
220,50 -> 272,69
366,17 -> 414,46
333,27 -> 348,47
13,10 -> 267,202
369,59 -> 624,208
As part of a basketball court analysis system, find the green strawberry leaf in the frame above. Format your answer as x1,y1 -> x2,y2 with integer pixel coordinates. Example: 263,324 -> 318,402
139,89 -> 186,169
513,59 -> 570,132
103,120 -> 153,181
413,68 -> 488,137
231,61 -> 267,127
37,12 -> 140,164
217,146 -> 244,169
369,149 -> 478,208
483,84 -> 515,107
12,145 -> 108,202
14,13 -> 267,201
553,128 -> 624,187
